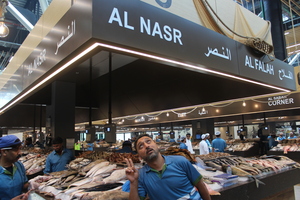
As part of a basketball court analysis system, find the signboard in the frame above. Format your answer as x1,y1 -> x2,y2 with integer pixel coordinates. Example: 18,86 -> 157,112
92,0 -> 295,90
0,0 -> 93,108
114,93 -> 300,126
0,0 -> 296,111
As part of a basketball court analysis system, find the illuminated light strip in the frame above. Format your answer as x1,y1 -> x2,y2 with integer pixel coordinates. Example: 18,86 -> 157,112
94,42 -> 290,93
0,43 -> 99,113
0,42 -> 291,113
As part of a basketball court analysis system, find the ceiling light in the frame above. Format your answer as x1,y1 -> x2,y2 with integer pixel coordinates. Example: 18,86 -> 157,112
242,101 -> 246,107
0,21 -> 9,38
166,112 -> 169,117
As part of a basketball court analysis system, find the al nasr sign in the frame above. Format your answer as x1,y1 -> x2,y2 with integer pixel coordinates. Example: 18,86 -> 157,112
93,0 -> 296,90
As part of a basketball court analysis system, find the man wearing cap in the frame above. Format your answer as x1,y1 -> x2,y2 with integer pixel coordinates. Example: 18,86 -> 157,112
125,134 -> 211,200
199,134 -> 209,155
179,136 -> 188,150
44,136 -> 75,174
185,133 -> 195,154
212,131 -> 227,152
0,135 -> 30,200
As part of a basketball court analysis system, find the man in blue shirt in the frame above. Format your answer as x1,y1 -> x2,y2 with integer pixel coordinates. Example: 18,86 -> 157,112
125,134 -> 211,200
212,131 -> 227,152
0,135 -> 30,200
86,141 -> 94,151
117,141 -> 136,154
44,137 -> 75,174
277,132 -> 286,141
179,136 -> 188,150
288,132 -> 297,139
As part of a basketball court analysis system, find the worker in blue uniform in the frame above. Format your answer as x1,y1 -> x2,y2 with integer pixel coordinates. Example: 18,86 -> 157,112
179,136 -> 188,150
0,135 -> 30,200
212,131 -> 227,152
44,136 -> 75,174
124,134 -> 211,200
116,141 -> 136,154
277,132 -> 286,141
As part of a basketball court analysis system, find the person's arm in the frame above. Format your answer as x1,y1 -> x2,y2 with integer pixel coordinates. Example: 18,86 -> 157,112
43,156 -> 51,174
125,158 -> 141,200
23,182 -> 29,191
195,178 -> 211,200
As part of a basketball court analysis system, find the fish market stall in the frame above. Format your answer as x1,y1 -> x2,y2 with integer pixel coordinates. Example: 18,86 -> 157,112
28,153 -> 142,200
25,148 -> 300,200
195,152 -> 300,199
210,167 -> 300,200
268,138 -> 300,162
225,138 -> 260,157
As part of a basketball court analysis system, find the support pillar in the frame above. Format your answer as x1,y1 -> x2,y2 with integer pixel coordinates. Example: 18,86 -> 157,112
46,81 -> 75,147
262,0 -> 287,60
192,119 -> 214,139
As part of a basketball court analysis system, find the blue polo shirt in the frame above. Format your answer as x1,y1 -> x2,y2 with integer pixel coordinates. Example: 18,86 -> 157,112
44,148 -> 74,174
277,136 -> 286,141
138,155 -> 202,200
0,161 -> 28,200
179,142 -> 188,150
212,138 -> 227,152
87,143 -> 94,151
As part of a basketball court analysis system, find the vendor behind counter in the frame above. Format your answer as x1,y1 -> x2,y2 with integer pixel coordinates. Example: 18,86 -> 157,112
116,141 -> 136,154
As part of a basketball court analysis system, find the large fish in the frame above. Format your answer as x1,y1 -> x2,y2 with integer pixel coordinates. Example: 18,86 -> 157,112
69,177 -> 93,187
81,159 -> 107,172
91,164 -> 117,177
83,188 -> 128,200
103,169 -> 126,183
85,161 -> 110,177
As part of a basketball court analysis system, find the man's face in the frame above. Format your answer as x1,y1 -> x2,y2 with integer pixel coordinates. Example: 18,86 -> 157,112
136,136 -> 159,162
2,145 -> 22,163
186,134 -> 191,140
52,143 -> 63,153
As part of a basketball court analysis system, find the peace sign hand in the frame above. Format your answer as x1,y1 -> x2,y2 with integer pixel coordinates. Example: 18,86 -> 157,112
125,158 -> 139,183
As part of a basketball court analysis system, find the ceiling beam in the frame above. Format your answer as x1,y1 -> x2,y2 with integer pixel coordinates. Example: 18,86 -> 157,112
38,0 -> 49,13
281,0 -> 300,17
7,1 -> 34,31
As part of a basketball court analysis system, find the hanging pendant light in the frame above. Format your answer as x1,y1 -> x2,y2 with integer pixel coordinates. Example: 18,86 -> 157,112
0,19 -> 9,37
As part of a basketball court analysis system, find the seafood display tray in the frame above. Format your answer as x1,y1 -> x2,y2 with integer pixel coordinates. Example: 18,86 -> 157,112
267,151 -> 300,162
211,168 -> 300,200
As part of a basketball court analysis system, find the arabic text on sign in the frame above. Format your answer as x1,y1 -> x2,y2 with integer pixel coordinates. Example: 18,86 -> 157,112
204,47 -> 232,60
178,113 -> 186,117
278,69 -> 293,80
108,7 -> 183,45
55,20 -> 76,55
244,55 -> 274,75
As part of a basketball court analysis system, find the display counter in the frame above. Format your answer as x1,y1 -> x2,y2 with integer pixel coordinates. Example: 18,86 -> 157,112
267,151 -> 300,162
225,143 -> 259,157
211,168 -> 300,200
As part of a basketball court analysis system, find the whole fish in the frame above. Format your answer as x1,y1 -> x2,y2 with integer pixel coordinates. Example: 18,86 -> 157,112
91,164 -> 116,177
81,159 -> 107,172
86,161 -> 109,177
103,169 -> 126,183
69,177 -> 93,187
